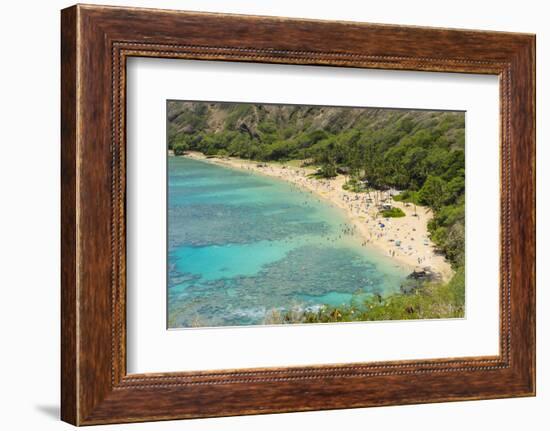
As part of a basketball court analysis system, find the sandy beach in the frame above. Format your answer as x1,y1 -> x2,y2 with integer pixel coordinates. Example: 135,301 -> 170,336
182,151 -> 454,282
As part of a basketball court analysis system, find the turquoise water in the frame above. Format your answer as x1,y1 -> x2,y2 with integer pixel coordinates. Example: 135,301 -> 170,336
168,156 -> 408,328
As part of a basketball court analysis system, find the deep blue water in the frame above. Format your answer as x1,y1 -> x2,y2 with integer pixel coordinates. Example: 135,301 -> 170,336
167,156 -> 407,328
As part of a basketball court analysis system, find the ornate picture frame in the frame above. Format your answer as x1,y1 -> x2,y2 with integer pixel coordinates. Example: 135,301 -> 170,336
61,4 -> 535,425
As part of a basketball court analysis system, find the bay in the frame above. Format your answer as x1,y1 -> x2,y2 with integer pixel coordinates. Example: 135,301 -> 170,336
168,156 -> 408,328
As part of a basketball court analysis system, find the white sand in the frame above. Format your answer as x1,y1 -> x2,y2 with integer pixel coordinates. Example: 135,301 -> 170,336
183,152 -> 454,281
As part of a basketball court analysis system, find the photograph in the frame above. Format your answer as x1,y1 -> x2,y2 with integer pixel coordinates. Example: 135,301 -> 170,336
167,101 -> 466,328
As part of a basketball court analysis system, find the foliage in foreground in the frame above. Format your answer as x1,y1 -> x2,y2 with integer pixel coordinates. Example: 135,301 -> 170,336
265,267 -> 465,324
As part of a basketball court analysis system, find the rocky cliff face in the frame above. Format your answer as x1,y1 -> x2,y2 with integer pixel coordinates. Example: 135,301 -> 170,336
167,101 -> 465,150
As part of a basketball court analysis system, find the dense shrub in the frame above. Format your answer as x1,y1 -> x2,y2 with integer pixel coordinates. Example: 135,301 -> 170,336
380,207 -> 406,218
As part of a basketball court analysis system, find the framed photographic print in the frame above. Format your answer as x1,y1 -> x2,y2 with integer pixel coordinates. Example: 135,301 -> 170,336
61,4 -> 536,425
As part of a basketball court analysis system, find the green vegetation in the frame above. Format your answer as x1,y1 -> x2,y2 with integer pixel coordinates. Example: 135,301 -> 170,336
310,163 -> 337,179
380,207 -> 406,218
393,190 -> 421,205
168,101 -> 466,320
268,267 -> 465,324
342,178 -> 367,193
171,137 -> 189,156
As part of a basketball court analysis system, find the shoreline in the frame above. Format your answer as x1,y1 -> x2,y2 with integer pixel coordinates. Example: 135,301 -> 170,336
179,151 -> 454,282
